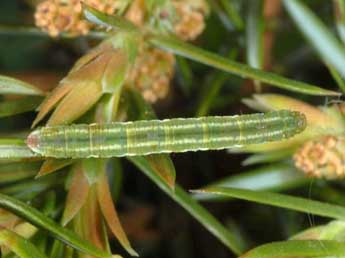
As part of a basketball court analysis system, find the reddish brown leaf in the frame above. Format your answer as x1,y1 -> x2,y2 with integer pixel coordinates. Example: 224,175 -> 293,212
33,45 -> 116,127
46,51 -> 118,126
69,41 -> 113,74
47,81 -> 102,126
32,81 -> 74,127
96,174 -> 138,256
36,159 -> 75,178
145,154 -> 176,190
74,186 -> 108,258
62,164 -> 90,226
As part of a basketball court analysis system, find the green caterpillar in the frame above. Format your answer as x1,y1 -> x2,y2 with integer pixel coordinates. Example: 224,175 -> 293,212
26,110 -> 306,158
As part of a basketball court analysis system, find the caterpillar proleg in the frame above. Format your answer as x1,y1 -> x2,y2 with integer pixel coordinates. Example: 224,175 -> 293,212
26,110 -> 306,158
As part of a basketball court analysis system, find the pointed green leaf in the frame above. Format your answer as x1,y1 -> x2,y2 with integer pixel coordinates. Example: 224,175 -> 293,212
246,0 -> 264,92
241,240 -> 345,258
49,240 -> 64,258
290,220 -> 345,241
0,175 -> 63,201
334,0 -> 345,44
0,162 -> 41,183
128,156 -> 246,255
0,193 -> 111,258
328,62 -> 345,93
0,97 -> 42,118
149,35 -> 340,96
220,0 -> 243,30
82,4 -> 138,33
0,228 -> 47,258
194,163 -> 308,201
195,72 -> 229,117
246,0 -> 264,91
0,75 -> 45,96
283,0 -> 345,78
241,149 -> 294,166
193,187 -> 345,220
176,57 -> 193,97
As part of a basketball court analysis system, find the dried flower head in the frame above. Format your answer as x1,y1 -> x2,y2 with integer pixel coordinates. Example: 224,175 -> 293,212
294,135 -> 345,179
127,46 -> 175,103
35,0 -> 121,37
172,0 -> 208,41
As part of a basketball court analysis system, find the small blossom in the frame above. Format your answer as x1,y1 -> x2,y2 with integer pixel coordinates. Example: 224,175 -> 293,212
294,135 -> 345,179
240,94 -> 345,179
35,0 -> 122,37
127,46 -> 175,103
173,0 -> 207,41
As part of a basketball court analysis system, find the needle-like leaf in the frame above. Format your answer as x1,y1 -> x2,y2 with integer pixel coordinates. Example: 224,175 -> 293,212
193,163 -> 308,201
283,0 -> 345,79
0,162 -> 41,184
246,0 -> 264,90
241,240 -> 345,258
150,35 -> 339,96
128,156 -> 246,255
193,187 -> 345,220
0,75 -> 45,96
82,3 -> 339,96
0,97 -> 42,118
0,193 -> 112,258
0,228 -> 47,258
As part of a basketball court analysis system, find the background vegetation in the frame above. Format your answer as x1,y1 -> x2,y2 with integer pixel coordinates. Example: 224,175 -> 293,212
1,0 -> 345,258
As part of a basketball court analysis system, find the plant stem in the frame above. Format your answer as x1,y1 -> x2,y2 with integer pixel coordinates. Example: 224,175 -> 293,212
0,25 -> 339,96
0,25 -> 106,39
149,35 -> 339,96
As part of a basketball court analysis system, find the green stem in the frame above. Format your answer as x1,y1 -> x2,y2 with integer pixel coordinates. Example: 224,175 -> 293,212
0,24 -> 339,96
149,35 -> 339,96
0,25 -> 106,39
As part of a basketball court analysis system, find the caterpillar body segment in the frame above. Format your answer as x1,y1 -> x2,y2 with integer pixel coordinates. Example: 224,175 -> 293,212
27,110 -> 306,158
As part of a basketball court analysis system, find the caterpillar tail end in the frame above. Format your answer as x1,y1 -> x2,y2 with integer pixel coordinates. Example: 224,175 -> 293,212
26,130 -> 41,154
